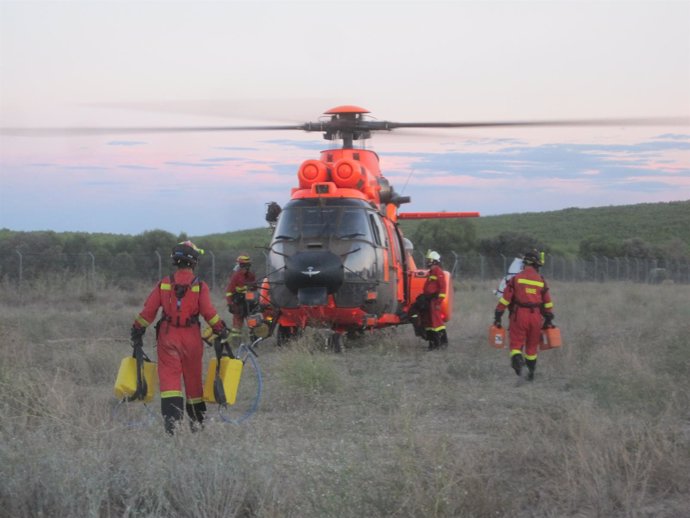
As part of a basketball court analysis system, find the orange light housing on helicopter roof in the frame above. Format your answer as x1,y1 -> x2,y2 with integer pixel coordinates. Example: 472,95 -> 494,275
298,160 -> 329,188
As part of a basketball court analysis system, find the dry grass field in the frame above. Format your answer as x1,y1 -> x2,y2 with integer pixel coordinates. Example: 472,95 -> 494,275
1,277 -> 689,517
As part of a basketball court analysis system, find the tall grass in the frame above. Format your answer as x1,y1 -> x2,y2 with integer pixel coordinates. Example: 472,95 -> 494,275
1,279 -> 688,517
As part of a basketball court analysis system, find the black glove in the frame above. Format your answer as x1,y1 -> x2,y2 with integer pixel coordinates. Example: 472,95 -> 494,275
494,310 -> 504,328
217,326 -> 230,343
130,325 -> 145,348
543,313 -> 555,328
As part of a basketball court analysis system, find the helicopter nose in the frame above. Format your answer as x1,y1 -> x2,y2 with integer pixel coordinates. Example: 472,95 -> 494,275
284,251 -> 344,305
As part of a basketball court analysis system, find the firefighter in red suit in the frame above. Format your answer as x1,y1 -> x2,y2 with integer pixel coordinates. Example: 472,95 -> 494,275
494,250 -> 555,381
130,241 -> 229,434
225,254 -> 257,347
421,250 -> 449,350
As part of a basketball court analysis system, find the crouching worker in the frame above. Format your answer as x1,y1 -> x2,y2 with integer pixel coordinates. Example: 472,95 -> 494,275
494,250 -> 554,381
130,241 -> 230,434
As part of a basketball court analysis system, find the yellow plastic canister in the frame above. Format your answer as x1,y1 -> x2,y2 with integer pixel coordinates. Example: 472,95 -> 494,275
114,356 -> 158,402
203,357 -> 243,405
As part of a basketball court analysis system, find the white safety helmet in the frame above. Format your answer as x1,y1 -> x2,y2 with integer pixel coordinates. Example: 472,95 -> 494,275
425,250 -> 441,265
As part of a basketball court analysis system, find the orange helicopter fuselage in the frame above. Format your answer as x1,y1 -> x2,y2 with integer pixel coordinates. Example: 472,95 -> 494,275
261,145 -> 463,336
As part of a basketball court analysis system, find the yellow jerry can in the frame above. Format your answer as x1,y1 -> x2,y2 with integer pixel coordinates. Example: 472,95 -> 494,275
203,357 -> 243,405
114,356 -> 158,402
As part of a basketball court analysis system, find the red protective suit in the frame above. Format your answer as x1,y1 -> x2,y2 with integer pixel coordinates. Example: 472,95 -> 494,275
224,268 -> 257,341
495,265 -> 554,363
419,263 -> 448,349
134,268 -> 225,407
422,263 -> 447,331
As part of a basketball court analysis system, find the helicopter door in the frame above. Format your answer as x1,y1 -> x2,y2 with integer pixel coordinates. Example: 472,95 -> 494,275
383,219 -> 405,304
368,212 -> 396,312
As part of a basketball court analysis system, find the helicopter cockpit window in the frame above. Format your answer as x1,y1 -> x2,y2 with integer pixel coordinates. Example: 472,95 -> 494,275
302,207 -> 338,239
273,199 -> 377,243
369,214 -> 382,246
273,208 -> 300,240
337,209 -> 371,240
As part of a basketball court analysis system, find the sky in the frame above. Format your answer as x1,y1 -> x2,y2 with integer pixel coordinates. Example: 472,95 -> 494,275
1,0 -> 689,236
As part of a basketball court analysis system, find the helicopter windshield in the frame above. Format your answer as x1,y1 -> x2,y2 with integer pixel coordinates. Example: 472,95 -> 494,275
273,199 -> 374,242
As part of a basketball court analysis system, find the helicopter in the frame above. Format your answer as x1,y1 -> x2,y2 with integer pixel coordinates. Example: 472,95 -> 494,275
250,105 -> 480,350
3,105 -> 685,350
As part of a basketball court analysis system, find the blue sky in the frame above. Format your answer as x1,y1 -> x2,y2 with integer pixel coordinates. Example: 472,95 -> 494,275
1,0 -> 689,235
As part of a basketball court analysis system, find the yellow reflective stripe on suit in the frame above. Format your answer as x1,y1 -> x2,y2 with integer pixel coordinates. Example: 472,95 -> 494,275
517,278 -> 544,288
136,315 -> 150,327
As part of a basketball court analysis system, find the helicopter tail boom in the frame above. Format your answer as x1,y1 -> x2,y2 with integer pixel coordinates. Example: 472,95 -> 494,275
398,212 -> 480,219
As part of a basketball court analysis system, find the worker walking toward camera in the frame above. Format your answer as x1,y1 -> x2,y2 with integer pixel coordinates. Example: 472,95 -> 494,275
130,241 -> 229,434
421,250 -> 449,350
225,254 -> 257,347
494,250 -> 554,381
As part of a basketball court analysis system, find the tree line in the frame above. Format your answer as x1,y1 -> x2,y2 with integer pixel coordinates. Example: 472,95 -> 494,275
2,212 -> 687,285
405,219 -> 689,266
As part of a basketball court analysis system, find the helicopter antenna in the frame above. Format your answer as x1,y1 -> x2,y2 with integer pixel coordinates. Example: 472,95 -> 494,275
400,167 -> 415,195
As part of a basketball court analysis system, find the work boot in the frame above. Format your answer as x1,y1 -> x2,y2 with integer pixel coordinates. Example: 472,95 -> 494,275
161,396 -> 185,435
427,331 -> 441,350
511,353 -> 524,376
186,401 -> 207,432
525,358 -> 537,381
438,329 -> 449,349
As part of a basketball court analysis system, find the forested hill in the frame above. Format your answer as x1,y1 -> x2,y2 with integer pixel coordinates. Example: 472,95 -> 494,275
469,200 -> 690,255
216,200 -> 690,254
1,200 -> 688,259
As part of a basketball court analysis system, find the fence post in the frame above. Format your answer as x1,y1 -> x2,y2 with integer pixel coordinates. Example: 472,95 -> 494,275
479,254 -> 485,282
603,256 -> 609,282
614,257 -> 620,281
451,251 -> 459,279
15,249 -> 23,287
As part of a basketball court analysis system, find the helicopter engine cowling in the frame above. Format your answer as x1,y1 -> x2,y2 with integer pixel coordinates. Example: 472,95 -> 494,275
298,160 -> 329,189
332,159 -> 363,189
284,250 -> 344,306
332,159 -> 379,199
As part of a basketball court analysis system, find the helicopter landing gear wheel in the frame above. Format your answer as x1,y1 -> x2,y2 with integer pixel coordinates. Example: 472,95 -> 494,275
328,332 -> 345,353
276,325 -> 299,347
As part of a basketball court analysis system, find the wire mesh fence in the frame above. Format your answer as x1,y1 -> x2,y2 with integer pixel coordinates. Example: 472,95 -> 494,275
1,249 -> 688,290
443,253 -> 689,284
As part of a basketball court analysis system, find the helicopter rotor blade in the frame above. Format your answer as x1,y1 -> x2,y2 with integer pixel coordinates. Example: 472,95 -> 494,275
0,123 -> 321,137
378,117 -> 690,130
2,116 -> 687,137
